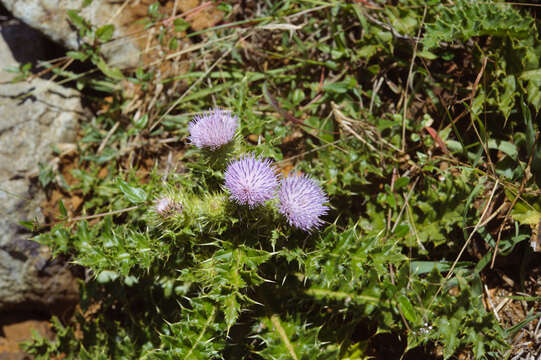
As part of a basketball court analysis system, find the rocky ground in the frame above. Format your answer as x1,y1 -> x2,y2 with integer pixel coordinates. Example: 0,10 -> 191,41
0,7 -> 79,360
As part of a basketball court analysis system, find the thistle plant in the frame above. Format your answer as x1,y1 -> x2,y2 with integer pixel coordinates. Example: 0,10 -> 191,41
171,107 -> 330,233
189,110 -> 329,232
27,1 -> 527,357
187,109 -> 328,230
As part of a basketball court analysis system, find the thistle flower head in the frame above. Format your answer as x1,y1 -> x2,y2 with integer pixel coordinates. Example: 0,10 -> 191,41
188,108 -> 238,150
154,196 -> 183,217
278,173 -> 329,232
224,154 -> 279,208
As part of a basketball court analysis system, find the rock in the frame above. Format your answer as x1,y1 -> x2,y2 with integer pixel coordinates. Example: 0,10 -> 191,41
0,244 -> 79,316
0,0 -> 225,70
0,20 -> 80,315
0,0 -> 141,69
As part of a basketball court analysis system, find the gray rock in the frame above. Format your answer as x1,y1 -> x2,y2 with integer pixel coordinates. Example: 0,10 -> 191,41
0,244 -> 79,316
0,0 -> 141,69
0,21 -> 81,314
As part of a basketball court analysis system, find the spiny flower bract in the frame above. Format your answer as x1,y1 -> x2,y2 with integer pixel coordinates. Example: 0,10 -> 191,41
188,108 -> 238,150
278,173 -> 329,232
154,196 -> 183,217
224,154 -> 279,208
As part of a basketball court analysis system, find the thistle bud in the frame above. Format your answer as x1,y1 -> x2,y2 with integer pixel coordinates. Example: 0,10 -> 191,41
154,197 -> 183,217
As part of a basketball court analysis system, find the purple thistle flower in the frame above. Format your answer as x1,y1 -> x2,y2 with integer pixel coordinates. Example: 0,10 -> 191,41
278,173 -> 329,232
188,108 -> 238,150
224,154 -> 279,208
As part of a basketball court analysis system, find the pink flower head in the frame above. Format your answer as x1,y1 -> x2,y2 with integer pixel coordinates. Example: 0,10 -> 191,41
188,108 -> 238,150
224,154 -> 279,208
278,173 -> 329,232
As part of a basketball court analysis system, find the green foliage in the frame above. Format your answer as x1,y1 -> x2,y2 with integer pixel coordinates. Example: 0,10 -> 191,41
38,162 -> 56,188
24,1 -> 541,359
300,225 -> 507,359
423,1 -> 532,49
156,299 -> 226,359
424,0 -> 541,115
254,315 -> 338,360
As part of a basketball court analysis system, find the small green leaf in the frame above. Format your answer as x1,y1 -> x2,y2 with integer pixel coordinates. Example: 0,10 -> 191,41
526,78 -> 541,111
520,68 -> 541,82
392,224 -> 409,237
96,270 -> 119,283
124,275 -> 138,286
223,294 -> 240,331
291,88 -> 305,104
511,208 -> 541,225
411,261 -> 445,275
67,10 -> 85,28
67,51 -> 89,62
217,3 -> 233,13
96,24 -> 115,42
168,37 -> 178,50
505,312 -> 541,337
133,114 -> 148,129
173,18 -> 190,32
417,50 -> 438,60
18,221 -> 35,231
325,60 -> 338,70
357,45 -> 378,59
397,294 -> 419,325
118,180 -> 147,204
394,176 -> 410,190
148,2 -> 160,17
323,81 -> 349,94
504,295 -> 541,302
95,58 -> 124,80
38,162 -> 55,187
59,199 -> 67,218
487,139 -> 517,160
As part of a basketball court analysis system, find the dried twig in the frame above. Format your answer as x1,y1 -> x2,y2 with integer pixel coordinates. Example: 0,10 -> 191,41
97,121 -> 120,154
484,284 -> 500,321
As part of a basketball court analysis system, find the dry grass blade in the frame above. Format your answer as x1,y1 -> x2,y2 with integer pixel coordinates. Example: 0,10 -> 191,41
332,103 -> 377,153
331,101 -> 401,153
97,121 -> 120,154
